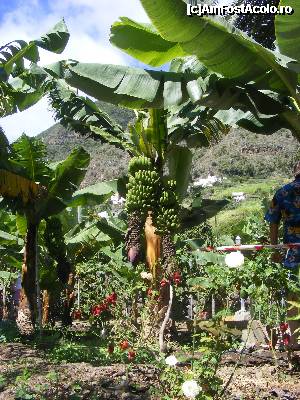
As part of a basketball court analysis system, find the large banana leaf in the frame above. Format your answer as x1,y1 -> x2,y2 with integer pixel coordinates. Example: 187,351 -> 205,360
10,134 -> 51,185
65,221 -> 113,262
0,79 -> 46,117
62,62 -> 197,108
0,169 -> 40,204
0,20 -> 69,118
0,229 -> 23,246
0,19 -> 69,80
67,179 -> 120,208
34,19 -> 70,55
60,61 -> 299,138
110,17 -> 186,66
275,0 -> 300,62
182,198 -> 229,229
40,147 -> 90,217
111,3 -> 298,96
167,145 -> 192,200
66,222 -> 111,245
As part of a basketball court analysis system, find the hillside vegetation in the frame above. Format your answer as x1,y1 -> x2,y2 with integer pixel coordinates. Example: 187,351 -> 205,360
38,102 -> 300,187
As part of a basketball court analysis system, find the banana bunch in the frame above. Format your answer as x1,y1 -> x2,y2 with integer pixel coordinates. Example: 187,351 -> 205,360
128,156 -> 153,176
126,157 -> 159,214
155,180 -> 180,234
156,206 -> 180,233
159,181 -> 178,207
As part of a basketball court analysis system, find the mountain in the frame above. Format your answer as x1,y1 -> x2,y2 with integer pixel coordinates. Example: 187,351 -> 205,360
38,101 -> 134,187
192,128 -> 300,180
38,101 -> 300,186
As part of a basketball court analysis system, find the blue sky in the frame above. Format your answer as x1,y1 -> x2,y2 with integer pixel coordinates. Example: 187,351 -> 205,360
0,0 -> 149,141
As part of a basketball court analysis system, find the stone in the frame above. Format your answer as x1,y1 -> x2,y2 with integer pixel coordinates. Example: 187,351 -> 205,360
241,320 -> 269,348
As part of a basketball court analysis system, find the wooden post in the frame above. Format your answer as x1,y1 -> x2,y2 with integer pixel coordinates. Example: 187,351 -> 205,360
35,228 -> 42,334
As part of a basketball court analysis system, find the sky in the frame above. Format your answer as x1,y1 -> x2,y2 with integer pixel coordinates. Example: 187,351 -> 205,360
0,0 -> 150,142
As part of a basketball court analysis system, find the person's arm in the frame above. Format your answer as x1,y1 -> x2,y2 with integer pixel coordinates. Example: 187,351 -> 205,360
265,190 -> 283,263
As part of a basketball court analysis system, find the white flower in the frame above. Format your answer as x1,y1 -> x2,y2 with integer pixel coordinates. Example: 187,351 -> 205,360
98,211 -> 108,219
165,355 -> 178,367
110,193 -> 126,205
225,251 -> 244,268
110,193 -> 119,205
182,380 -> 201,399
140,271 -> 153,281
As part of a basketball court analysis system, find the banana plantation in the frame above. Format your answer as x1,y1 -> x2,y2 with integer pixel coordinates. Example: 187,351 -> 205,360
0,0 -> 300,399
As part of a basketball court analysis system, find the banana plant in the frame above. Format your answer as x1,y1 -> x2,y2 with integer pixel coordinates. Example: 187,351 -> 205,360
0,20 -> 69,118
5,0 -> 296,139
39,1 -> 300,139
48,80 -> 229,263
0,209 -> 24,274
108,0 -> 300,134
47,82 -> 230,348
0,131 -> 116,333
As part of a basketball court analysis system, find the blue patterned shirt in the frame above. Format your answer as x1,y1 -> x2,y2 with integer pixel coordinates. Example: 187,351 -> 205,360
265,178 -> 300,269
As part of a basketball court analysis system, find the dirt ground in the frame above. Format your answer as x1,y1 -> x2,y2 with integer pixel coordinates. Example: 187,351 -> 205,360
0,342 -> 300,399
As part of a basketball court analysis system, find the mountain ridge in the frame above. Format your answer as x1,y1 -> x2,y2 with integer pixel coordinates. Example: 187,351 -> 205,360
37,102 -> 300,187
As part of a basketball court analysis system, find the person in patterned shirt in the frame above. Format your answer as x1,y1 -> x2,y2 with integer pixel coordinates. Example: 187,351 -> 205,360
265,161 -> 300,350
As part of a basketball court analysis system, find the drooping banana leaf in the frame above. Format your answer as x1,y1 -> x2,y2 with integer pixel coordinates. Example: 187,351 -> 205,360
110,17 -> 186,67
0,169 -> 41,204
0,20 -> 69,117
39,147 -> 90,217
0,229 -> 23,245
275,0 -> 300,62
49,79 -> 135,153
167,145 -> 193,200
54,59 -> 300,137
110,4 -> 298,95
0,19 -> 69,80
67,179 -> 120,208
61,62 -> 197,109
181,198 -> 229,229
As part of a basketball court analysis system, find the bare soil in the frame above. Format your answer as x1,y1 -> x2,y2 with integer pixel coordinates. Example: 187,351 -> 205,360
0,342 -> 300,399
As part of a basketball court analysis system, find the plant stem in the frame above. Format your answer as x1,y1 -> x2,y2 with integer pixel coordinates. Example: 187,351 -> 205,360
159,284 -> 173,352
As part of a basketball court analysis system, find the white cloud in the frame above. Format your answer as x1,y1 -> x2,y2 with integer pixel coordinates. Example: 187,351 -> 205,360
1,98 -> 54,142
0,0 -> 149,142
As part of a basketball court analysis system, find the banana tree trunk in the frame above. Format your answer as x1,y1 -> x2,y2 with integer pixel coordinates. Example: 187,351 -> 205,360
17,222 -> 39,335
62,270 -> 75,326
42,288 -> 60,326
42,290 -> 50,326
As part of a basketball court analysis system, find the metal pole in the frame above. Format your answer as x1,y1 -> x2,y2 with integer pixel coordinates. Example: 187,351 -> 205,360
77,278 -> 80,310
203,243 -> 300,252
211,295 -> 215,318
189,295 -> 194,320
77,206 -> 82,224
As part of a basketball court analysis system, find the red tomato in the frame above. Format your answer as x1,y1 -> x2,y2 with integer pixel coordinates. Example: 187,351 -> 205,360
119,340 -> 129,351
128,351 -> 136,361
